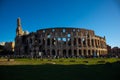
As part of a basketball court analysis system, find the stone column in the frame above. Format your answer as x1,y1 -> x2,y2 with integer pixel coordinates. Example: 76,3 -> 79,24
81,37 -> 83,47
81,49 -> 84,56
93,38 -> 96,48
85,36 -> 88,47
50,49 -> 52,57
86,49 -> 88,56
55,49 -> 57,56
71,32 -> 74,47
76,37 -> 78,47
66,37 -> 68,47
45,34 -> 47,48
77,49 -> 79,57
90,36 -> 92,47
90,49 -> 92,56
72,48 -> 74,56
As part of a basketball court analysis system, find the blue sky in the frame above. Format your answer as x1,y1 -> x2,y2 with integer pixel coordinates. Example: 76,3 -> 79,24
0,0 -> 120,47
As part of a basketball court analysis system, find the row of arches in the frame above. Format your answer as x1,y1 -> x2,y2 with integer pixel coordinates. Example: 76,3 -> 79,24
40,49 -> 107,57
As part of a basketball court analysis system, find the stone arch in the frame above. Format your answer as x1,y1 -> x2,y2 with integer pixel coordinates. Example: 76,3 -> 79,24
63,49 -> 66,57
68,49 -> 72,57
57,50 -> 60,56
92,50 -> 94,56
84,49 -> 87,56
74,38 -> 76,45
42,38 -> 45,45
91,39 -> 94,47
52,49 -> 55,56
74,49 -> 77,56
88,50 -> 91,56
87,39 -> 90,47
47,49 -> 50,56
42,50 -> 46,56
79,49 -> 81,56
78,38 -> 81,44
47,38 -> 50,46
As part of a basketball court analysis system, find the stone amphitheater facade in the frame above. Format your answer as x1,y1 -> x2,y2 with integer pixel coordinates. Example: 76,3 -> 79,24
15,18 -> 107,58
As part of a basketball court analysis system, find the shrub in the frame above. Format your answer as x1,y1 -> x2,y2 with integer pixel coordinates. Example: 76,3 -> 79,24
40,59 -> 43,61
116,60 -> 120,64
48,59 -> 52,61
69,60 -> 76,62
83,61 -> 88,63
59,60 -> 64,62
97,60 -> 105,63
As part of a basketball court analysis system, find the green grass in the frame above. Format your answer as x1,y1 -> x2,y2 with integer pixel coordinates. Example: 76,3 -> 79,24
0,58 -> 120,80
0,58 -> 120,65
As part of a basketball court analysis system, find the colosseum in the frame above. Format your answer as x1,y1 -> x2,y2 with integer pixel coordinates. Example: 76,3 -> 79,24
15,18 -> 107,58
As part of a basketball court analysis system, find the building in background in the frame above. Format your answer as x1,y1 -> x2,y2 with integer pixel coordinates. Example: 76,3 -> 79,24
0,42 -> 15,55
0,42 -> 5,46
111,47 -> 120,57
4,42 -> 15,52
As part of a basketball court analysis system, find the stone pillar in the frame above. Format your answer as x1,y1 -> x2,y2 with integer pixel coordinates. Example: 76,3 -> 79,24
93,38 -> 96,48
72,49 -> 74,56
85,36 -> 88,47
45,34 -> 47,48
71,32 -> 74,47
90,36 -> 92,47
66,37 -> 68,47
76,37 -> 78,47
90,49 -> 92,56
81,37 -> 83,47
55,50 -> 57,56
66,49 -> 68,57
77,49 -> 79,57
50,49 -> 52,57
97,39 -> 98,47
86,49 -> 88,56
98,40 -> 100,48
81,49 -> 83,56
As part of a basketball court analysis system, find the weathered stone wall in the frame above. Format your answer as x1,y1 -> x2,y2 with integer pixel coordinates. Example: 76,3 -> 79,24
15,27 -> 107,58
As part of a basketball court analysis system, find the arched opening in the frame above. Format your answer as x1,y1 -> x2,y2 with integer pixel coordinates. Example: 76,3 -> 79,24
63,49 -> 66,57
78,38 -> 81,47
52,49 -> 55,56
47,49 -> 50,56
83,38 -> 86,47
93,50 -> 97,57
30,38 -> 32,43
68,38 -> 71,46
42,50 -> 46,56
79,49 -> 81,56
99,50 -> 101,55
57,50 -> 60,57
68,49 -> 72,57
52,38 -> 56,46
88,50 -> 91,57
84,50 -> 87,56
92,50 -> 94,57
47,38 -> 50,46
42,39 -> 45,45
74,38 -> 76,45
74,50 -> 77,57
91,39 -> 94,47
88,39 -> 90,47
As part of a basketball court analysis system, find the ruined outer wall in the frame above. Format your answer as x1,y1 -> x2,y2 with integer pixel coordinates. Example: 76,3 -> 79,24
15,27 -> 107,57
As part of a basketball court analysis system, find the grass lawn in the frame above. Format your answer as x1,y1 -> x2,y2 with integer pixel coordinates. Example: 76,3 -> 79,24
0,58 -> 120,80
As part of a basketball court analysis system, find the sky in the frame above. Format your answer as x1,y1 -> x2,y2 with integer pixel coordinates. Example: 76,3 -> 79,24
0,0 -> 120,48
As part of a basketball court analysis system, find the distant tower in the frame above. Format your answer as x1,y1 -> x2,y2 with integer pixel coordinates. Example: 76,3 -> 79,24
16,17 -> 23,36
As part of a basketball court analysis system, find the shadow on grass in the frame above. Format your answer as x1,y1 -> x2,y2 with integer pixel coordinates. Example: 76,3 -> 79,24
0,62 -> 120,80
